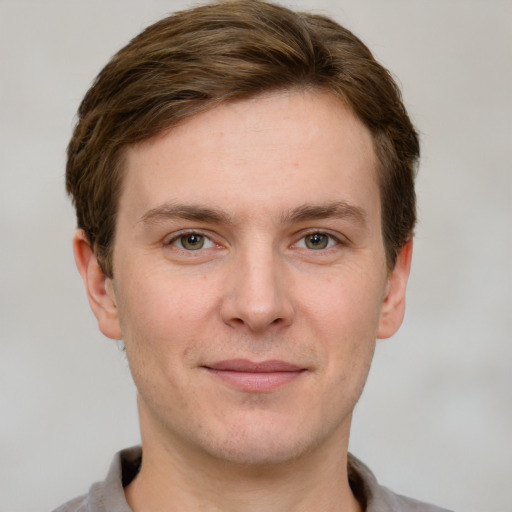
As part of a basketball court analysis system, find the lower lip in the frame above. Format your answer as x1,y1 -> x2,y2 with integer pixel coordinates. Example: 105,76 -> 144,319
205,369 -> 304,392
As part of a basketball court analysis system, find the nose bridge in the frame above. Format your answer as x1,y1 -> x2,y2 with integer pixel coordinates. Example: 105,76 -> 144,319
220,237 -> 293,331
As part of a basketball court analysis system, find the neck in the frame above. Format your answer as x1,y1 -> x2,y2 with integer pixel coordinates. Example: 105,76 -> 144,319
125,416 -> 362,512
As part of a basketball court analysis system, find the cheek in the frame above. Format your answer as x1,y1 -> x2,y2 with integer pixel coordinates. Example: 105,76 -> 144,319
302,269 -> 385,334
114,267 -> 221,367
299,270 -> 384,375
117,283 -> 191,407
118,262 -> 190,322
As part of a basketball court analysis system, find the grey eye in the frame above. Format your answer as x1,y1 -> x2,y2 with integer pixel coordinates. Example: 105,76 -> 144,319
304,233 -> 330,250
179,233 -> 205,250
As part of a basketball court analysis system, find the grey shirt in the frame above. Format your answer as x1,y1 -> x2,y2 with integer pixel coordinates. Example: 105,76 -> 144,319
53,446 -> 452,512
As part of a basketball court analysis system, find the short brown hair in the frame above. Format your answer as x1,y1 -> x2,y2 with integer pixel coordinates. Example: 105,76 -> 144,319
67,0 -> 419,277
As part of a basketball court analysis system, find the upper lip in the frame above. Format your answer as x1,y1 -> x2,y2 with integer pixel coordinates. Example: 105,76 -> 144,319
203,359 -> 304,372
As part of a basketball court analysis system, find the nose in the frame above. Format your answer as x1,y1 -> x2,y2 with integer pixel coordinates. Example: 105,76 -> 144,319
220,247 -> 295,333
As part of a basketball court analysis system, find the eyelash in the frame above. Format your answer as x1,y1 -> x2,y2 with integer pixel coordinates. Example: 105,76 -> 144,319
165,230 -> 344,252
293,231 -> 343,251
166,231 -> 216,251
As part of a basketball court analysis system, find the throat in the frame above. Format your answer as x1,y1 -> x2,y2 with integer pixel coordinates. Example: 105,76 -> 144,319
123,446 -> 361,512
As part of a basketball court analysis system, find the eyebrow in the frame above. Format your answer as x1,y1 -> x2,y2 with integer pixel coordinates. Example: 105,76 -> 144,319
139,203 -> 232,225
138,200 -> 366,227
282,201 -> 367,226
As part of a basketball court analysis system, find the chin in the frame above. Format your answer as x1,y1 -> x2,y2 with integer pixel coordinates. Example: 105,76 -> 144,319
211,437 -> 308,467
199,415 -> 329,467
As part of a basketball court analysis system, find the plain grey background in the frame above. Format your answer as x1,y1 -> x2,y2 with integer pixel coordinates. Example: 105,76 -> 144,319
1,1 -> 511,511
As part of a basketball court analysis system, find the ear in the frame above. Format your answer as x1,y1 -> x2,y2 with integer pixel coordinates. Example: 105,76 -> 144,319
377,238 -> 413,339
73,229 -> 122,340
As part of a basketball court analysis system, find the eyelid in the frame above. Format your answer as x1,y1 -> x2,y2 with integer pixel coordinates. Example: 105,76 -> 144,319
292,230 -> 347,250
163,228 -> 348,250
165,229 -> 216,249
298,228 -> 343,240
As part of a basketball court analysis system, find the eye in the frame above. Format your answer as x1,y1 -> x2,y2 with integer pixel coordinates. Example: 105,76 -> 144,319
297,232 -> 338,250
172,233 -> 214,251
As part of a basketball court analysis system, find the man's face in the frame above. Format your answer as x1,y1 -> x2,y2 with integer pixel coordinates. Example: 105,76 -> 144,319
83,90 -> 410,466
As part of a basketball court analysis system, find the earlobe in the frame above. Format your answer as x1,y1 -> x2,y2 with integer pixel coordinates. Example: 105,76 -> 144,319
377,238 -> 413,339
73,230 -> 122,340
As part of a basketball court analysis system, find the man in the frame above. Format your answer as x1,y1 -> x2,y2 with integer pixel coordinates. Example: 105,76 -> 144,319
56,1 -> 451,511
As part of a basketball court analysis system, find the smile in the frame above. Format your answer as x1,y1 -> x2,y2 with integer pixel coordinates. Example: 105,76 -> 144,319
202,359 -> 307,392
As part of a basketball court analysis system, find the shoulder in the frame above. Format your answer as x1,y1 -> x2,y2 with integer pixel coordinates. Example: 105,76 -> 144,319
50,447 -> 141,512
377,486 -> 454,512
348,454 -> 454,512
51,494 -> 88,512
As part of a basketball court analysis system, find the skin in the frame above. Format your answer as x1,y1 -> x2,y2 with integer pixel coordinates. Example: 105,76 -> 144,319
74,90 -> 412,512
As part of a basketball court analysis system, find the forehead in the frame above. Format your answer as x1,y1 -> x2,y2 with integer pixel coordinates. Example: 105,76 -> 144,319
120,90 -> 379,223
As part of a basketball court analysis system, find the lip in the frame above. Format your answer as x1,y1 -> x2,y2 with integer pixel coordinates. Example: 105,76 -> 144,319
202,359 -> 306,392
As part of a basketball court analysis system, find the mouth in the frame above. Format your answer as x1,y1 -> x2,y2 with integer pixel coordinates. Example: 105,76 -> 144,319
201,359 -> 307,392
